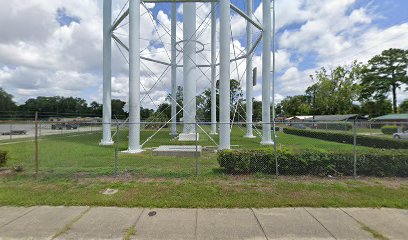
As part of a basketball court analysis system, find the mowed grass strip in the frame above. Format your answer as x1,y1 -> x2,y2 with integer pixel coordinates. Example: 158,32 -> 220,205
0,177 -> 407,208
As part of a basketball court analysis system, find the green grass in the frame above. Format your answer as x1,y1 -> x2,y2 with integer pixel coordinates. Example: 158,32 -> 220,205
0,127 -> 376,178
0,176 -> 407,208
1,127 -> 407,208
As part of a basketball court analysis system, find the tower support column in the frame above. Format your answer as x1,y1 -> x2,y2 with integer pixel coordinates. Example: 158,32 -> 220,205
210,1 -> 217,135
245,0 -> 255,138
179,2 -> 198,141
100,0 -> 113,145
126,0 -> 142,153
261,0 -> 273,145
219,0 -> 231,150
170,3 -> 177,137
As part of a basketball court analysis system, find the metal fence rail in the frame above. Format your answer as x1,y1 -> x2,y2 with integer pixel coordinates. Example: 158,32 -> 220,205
0,120 -> 407,178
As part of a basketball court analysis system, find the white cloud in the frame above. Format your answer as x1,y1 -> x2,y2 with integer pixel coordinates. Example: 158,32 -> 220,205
0,0 -> 407,110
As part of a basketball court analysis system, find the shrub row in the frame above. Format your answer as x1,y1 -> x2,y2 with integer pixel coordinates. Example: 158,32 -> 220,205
0,151 -> 7,167
381,125 -> 399,135
283,128 -> 408,149
217,148 -> 408,177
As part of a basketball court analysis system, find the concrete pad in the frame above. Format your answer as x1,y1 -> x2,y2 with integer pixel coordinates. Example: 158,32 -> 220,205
196,208 -> 266,240
305,208 -> 374,240
58,207 -> 143,240
0,207 -> 36,228
343,208 -> 408,240
253,208 -> 335,240
152,145 -> 202,157
178,133 -> 199,141
134,208 -> 196,240
0,206 -> 88,239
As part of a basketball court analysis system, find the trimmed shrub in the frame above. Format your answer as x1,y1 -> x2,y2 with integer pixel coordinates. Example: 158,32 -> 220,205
381,125 -> 399,135
217,148 -> 408,177
283,128 -> 408,149
0,151 -> 7,167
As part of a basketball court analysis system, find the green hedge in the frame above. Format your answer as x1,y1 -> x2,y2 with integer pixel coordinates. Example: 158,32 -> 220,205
217,148 -> 408,177
381,125 -> 399,135
0,151 -> 7,167
283,128 -> 408,149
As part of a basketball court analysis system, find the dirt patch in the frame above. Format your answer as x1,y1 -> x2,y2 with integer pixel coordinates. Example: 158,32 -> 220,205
76,175 -> 186,185
0,168 -> 13,176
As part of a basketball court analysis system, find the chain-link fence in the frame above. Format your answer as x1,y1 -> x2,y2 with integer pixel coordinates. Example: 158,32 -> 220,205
1,119 -> 407,178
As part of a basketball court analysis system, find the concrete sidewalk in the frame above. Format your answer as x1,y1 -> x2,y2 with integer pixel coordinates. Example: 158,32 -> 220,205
0,207 -> 407,240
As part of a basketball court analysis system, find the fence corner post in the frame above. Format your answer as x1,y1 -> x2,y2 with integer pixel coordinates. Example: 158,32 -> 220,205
115,120 -> 119,177
34,111 -> 39,178
353,119 -> 357,179
195,122 -> 198,177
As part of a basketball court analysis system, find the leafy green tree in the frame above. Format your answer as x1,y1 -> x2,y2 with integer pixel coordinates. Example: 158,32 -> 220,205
155,103 -> 171,120
360,48 -> 408,113
252,100 -> 262,121
165,86 -> 183,121
196,79 -> 243,121
89,101 -> 102,116
307,62 -> 363,115
399,99 -> 408,113
111,99 -> 127,118
360,99 -> 392,118
277,95 -> 312,117
0,88 -> 17,113
141,107 -> 154,120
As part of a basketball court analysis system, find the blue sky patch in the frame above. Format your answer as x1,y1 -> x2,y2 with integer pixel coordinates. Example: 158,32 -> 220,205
56,8 -> 80,27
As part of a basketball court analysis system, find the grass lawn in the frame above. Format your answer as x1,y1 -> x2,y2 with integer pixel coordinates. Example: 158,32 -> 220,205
1,126 -> 407,208
0,176 -> 407,208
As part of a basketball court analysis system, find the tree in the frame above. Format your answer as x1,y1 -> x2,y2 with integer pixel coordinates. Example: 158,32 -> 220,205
19,96 -> 91,116
155,103 -> 171,120
252,100 -> 262,121
360,99 -> 392,118
165,86 -> 183,121
277,95 -> 312,117
196,79 -> 243,121
0,88 -> 17,113
111,99 -> 127,118
89,101 -> 102,116
140,107 -> 154,120
307,63 -> 362,115
360,48 -> 408,113
399,99 -> 408,113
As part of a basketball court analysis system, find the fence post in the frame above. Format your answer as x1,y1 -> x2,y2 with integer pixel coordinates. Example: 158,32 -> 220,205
353,120 -> 357,179
195,122 -> 198,177
272,120 -> 279,177
9,123 -> 12,141
115,121 -> 119,177
35,112 -> 39,178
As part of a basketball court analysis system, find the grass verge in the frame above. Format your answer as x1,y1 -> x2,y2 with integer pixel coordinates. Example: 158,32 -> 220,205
0,176 -> 407,208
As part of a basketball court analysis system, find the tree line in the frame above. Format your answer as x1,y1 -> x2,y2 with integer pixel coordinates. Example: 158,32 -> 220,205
0,93 -> 130,119
1,48 -> 407,121
277,48 -> 408,117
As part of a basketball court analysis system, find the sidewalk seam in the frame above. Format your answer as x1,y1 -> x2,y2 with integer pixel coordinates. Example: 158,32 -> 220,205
194,209 -> 198,240
0,206 -> 39,230
340,208 -> 389,240
250,208 -> 269,240
304,208 -> 337,240
51,206 -> 91,239
124,208 -> 145,240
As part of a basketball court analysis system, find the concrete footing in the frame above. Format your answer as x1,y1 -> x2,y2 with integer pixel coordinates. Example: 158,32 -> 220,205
178,133 -> 199,141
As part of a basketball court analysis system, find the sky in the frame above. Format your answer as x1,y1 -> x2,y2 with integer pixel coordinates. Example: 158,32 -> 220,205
0,0 -> 407,111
